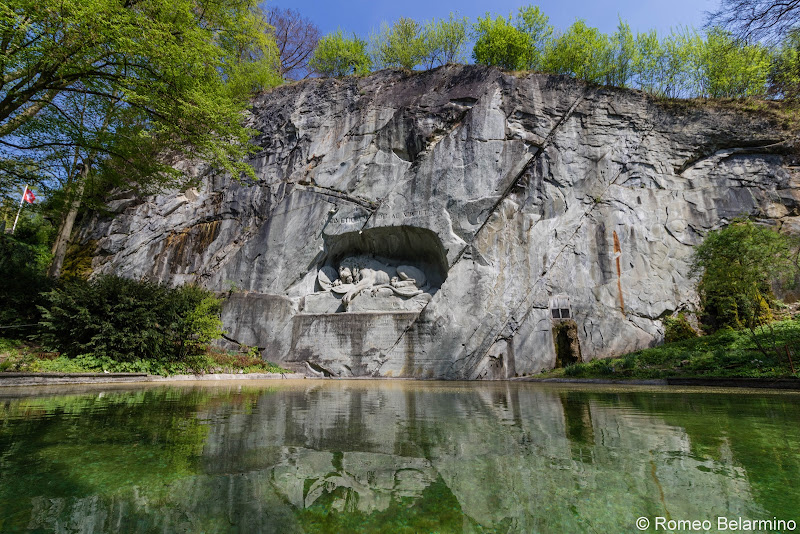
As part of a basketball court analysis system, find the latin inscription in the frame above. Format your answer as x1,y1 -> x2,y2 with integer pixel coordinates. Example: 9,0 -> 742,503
330,210 -> 430,224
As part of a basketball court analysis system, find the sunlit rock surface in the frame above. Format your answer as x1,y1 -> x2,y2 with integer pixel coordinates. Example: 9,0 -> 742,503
79,65 -> 800,377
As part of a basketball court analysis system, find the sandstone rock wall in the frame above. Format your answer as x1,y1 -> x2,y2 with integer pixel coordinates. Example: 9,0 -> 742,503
80,65 -> 800,378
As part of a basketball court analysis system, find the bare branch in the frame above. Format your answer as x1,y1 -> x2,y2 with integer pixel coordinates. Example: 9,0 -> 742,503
264,6 -> 320,80
707,0 -> 800,42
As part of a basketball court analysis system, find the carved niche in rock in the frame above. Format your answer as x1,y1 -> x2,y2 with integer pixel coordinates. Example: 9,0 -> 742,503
302,226 -> 447,314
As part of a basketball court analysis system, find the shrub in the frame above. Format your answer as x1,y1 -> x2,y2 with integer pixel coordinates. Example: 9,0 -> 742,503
663,313 -> 699,343
37,276 -> 224,363
692,219 -> 797,332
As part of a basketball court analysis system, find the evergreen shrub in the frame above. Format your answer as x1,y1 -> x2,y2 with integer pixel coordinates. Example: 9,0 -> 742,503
38,276 -> 224,363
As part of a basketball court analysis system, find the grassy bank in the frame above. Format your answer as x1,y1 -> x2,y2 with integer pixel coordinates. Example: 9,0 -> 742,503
541,318 -> 800,380
0,337 -> 288,376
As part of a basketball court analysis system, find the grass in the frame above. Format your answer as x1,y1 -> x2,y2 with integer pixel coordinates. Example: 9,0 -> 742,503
0,338 -> 288,376
540,318 -> 800,380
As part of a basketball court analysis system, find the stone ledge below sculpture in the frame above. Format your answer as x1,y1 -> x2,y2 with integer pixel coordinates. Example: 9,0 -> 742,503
288,312 -> 421,377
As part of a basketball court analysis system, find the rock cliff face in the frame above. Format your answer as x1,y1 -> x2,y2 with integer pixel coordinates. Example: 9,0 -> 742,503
79,65 -> 800,378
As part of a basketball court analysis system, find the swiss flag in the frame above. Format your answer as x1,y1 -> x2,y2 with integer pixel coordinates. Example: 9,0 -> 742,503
23,188 -> 35,203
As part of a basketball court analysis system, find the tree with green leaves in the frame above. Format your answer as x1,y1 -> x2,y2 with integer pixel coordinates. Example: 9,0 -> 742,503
691,219 -> 798,335
0,0 -> 279,152
371,18 -> 428,70
603,21 -> 637,87
421,13 -> 469,68
698,27 -> 771,98
542,20 -> 610,84
769,29 -> 800,99
472,13 -> 530,71
310,30 -> 371,77
632,30 -> 664,94
631,28 -> 701,98
0,0 -> 282,277
516,5 -> 553,71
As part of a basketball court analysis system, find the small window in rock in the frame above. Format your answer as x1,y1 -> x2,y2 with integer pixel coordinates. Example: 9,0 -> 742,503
549,295 -> 572,321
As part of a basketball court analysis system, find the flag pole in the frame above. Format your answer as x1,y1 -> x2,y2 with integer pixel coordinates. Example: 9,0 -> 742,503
10,184 -> 28,235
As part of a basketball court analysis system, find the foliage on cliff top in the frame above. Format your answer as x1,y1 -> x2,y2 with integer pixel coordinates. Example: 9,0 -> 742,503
315,5 -> 791,97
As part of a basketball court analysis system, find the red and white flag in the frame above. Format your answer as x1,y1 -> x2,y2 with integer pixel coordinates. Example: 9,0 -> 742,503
22,187 -> 35,203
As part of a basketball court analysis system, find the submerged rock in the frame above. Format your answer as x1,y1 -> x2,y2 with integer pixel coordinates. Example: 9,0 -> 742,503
77,65 -> 800,378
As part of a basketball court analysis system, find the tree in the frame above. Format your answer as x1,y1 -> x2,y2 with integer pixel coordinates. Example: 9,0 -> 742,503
542,20 -> 610,84
0,0 -> 279,145
264,6 -> 321,80
0,0 -> 282,277
604,21 -> 637,87
421,13 -> 469,68
516,5 -> 553,70
310,30 -> 371,77
0,211 -> 54,332
472,14 -> 530,71
371,18 -> 427,70
697,27 -> 771,98
768,29 -> 800,99
632,30 -> 664,94
691,219 -> 798,334
707,0 -> 800,43
631,28 -> 701,98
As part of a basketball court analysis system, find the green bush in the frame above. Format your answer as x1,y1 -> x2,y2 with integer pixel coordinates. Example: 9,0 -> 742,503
692,219 -> 797,333
663,313 -> 699,342
37,275 -> 224,363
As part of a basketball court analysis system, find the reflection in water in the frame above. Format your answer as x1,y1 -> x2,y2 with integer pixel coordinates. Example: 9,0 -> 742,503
0,382 -> 798,532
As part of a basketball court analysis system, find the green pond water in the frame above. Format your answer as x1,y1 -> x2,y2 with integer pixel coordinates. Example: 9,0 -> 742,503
0,381 -> 798,533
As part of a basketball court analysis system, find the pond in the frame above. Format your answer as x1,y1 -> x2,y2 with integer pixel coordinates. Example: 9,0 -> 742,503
0,380 -> 798,533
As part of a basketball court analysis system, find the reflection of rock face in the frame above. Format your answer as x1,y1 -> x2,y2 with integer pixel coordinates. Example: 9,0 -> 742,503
79,65 -> 800,377
17,383 -> 784,533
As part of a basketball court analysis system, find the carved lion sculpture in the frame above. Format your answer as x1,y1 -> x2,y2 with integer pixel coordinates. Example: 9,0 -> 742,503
317,256 -> 427,309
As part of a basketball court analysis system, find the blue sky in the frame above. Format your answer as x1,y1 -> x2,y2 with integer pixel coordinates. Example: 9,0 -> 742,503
266,0 -> 719,41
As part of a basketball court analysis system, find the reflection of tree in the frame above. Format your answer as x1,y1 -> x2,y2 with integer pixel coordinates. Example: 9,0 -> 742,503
0,389 -> 212,529
603,391 -> 800,520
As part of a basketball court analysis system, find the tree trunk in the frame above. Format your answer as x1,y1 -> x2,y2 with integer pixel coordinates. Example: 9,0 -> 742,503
48,163 -> 89,278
